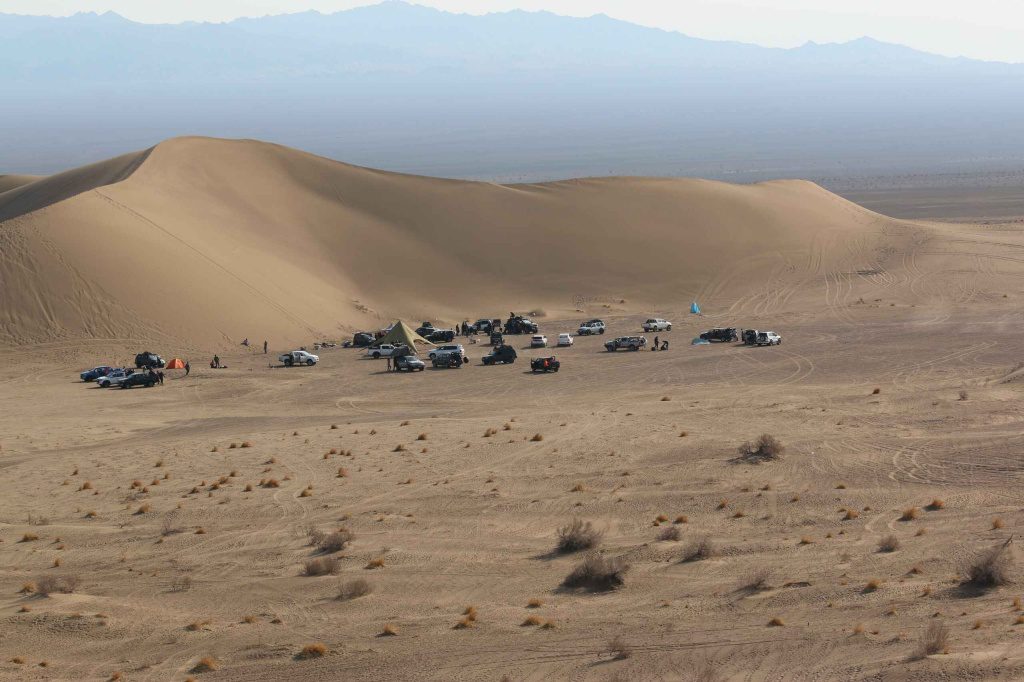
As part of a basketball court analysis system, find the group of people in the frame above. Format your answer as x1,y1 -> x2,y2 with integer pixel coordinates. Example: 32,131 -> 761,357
241,338 -> 269,354
652,336 -> 670,351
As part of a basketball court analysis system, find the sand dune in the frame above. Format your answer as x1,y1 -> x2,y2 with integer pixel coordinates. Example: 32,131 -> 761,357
0,174 -> 43,194
0,136 -> 905,348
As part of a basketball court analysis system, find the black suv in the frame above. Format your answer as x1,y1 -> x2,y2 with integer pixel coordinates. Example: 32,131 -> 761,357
700,328 -> 738,343
134,351 -> 165,369
482,345 -> 517,365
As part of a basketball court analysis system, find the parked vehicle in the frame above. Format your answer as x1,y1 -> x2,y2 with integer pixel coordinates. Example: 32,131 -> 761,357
367,344 -> 400,359
352,332 -> 375,347
394,354 -> 426,372
504,315 -> 538,334
80,366 -> 113,382
530,356 -> 560,372
605,336 -> 647,352
577,319 -> 605,335
97,368 -> 132,388
426,329 -> 456,343
473,319 -> 495,334
642,318 -> 672,332
415,322 -> 437,337
428,344 -> 465,361
530,334 -> 548,348
700,327 -> 739,343
742,329 -> 759,345
557,333 -> 574,347
490,332 -> 504,346
279,350 -> 319,366
755,331 -> 782,346
432,353 -> 464,368
134,351 -> 165,369
482,345 -> 517,365
120,372 -> 157,389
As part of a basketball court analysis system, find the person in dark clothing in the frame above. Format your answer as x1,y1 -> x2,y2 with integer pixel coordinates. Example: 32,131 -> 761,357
185,361 -> 191,376
386,356 -> 392,372
653,336 -> 659,351
661,340 -> 669,351
263,340 -> 268,354
157,370 -> 164,385
213,354 -> 220,368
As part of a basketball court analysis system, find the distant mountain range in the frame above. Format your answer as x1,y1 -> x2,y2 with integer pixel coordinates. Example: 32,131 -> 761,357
3,1 -> 1024,182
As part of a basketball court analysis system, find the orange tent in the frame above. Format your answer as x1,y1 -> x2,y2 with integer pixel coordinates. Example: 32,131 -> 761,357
165,358 -> 186,369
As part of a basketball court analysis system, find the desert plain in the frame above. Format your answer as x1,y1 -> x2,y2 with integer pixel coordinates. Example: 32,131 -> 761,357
2,138 -> 1024,680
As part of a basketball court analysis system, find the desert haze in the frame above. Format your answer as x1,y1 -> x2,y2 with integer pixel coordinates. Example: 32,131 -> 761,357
2,137 -> 1024,680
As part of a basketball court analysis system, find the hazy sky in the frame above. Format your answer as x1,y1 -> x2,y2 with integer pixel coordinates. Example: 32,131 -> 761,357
4,0 -> 1024,62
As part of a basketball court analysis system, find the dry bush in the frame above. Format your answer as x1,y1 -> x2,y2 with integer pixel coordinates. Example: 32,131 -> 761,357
242,615 -> 257,624
562,552 -> 628,592
304,557 -> 340,576
737,434 -> 784,462
655,514 -> 669,523
739,568 -> 771,592
19,582 -> 36,594
682,535 -> 715,562
191,657 -> 218,673
925,499 -> 945,511
331,424 -> 339,429
453,617 -> 474,629
958,389 -> 969,401
20,533 -> 39,543
297,643 -> 327,659
521,615 -> 543,626
9,657 -> 24,665
244,483 -> 253,492
366,557 -> 385,569
484,428 -> 497,438
658,526 -> 682,542
240,441 -> 253,448
556,519 -> 603,553
36,575 -> 79,596
194,527 -> 206,534
878,535 -> 901,553
661,396 -> 671,401
527,598 -> 544,608
900,507 -> 921,521
380,624 -> 398,636
799,536 -> 814,545
570,483 -> 585,492
299,488 -> 313,497
262,479 -> 280,488
337,579 -> 372,601
135,503 -> 151,515
531,434 -> 544,442
319,530 -> 355,553
185,619 -> 211,631
843,509 -> 859,521
992,517 -> 1005,530
872,387 -> 881,395
964,540 -> 1014,589
80,481 -> 93,490
674,515 -> 688,524
393,444 -> 406,452
767,617 -> 785,627
161,515 -> 183,536
913,621 -> 949,658
336,467 -> 349,478
606,635 -> 632,660
416,433 -> 427,440
864,579 -> 882,592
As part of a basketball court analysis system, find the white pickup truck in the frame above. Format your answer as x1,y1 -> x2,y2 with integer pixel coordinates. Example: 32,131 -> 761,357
279,350 -> 319,366
367,344 -> 401,359
642,318 -> 672,332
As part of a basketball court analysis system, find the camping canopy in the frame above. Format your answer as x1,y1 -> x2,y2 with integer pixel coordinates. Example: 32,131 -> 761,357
166,358 -> 186,369
690,301 -> 701,314
369,321 -> 435,349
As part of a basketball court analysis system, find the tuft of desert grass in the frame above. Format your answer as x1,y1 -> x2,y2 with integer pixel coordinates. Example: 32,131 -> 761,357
717,499 -> 728,510
843,509 -> 859,521
674,515 -> 689,524
679,430 -> 688,437
900,507 -> 921,521
992,517 -> 1005,530
337,579 -> 372,601
556,519 -> 603,553
864,579 -> 882,592
80,481 -> 93,490
318,529 -> 354,553
527,598 -> 544,608
521,615 -> 543,626
380,624 -> 398,636
135,503 -> 151,515
483,428 -> 497,438
963,540 -> 1014,589
767,617 -> 785,627
799,536 -> 814,545
191,657 -> 218,673
242,615 -> 257,624
453,617 -> 475,629
299,487 -> 313,497
658,526 -> 681,542
562,552 -> 628,592
297,643 -> 327,659
570,483 -> 585,492
682,535 -> 715,562
185,619 -> 211,631
262,479 -> 280,488
925,499 -> 945,511
337,467 -> 349,478
872,387 -> 881,395
365,557 -> 385,570
606,635 -> 632,660
736,434 -> 784,462
739,568 -> 772,592
531,434 -> 544,442
20,533 -> 39,543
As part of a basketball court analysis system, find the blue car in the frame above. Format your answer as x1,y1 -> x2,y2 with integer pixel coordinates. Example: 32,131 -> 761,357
80,366 -> 113,382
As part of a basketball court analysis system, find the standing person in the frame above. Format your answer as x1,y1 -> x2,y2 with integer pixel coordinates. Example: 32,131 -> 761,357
386,356 -> 392,372
213,354 -> 220,368
185,361 -> 191,376
654,335 -> 659,351
157,370 -> 165,385
263,340 -> 268,354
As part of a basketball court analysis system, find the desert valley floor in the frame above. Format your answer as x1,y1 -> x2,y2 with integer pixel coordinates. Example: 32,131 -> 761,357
4,140 -> 1024,680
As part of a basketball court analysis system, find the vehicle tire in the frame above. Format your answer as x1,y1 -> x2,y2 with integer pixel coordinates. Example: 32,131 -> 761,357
599,328 -> 605,334
306,359 -> 315,366
667,326 -> 672,331
372,352 -> 381,359
629,345 -> 637,351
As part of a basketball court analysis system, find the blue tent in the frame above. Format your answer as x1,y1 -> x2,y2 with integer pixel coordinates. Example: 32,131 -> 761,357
692,337 -> 710,345
690,301 -> 701,314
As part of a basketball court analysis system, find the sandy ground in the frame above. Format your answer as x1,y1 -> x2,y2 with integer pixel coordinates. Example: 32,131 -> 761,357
4,141 -> 1024,680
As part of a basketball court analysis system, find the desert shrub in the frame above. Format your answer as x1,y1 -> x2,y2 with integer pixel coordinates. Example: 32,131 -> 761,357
913,621 -> 949,658
556,519 -> 603,553
958,390 -> 968,401
35,574 -> 79,596
380,624 -> 398,636
682,535 -> 715,562
964,540 -> 1014,589
737,434 -> 784,462
191,657 -> 218,672
521,615 -> 543,626
900,507 -> 921,521
20,533 -> 39,542
739,568 -> 771,592
767,617 -> 785,626
606,635 -> 632,659
864,579 -> 882,592
365,557 -> 385,569
531,434 -> 544,442
337,579 -> 372,601
319,530 -> 355,553
925,499 -> 945,511
674,515 -> 688,524
303,557 -> 340,576
878,535 -> 901,552
297,643 -> 327,659
992,517 -> 1005,530
527,598 -> 544,608
658,526 -> 681,542
562,552 -> 628,592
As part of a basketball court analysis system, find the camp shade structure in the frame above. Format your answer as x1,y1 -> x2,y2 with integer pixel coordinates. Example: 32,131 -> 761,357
690,301 -> 701,314
369,321 -> 436,348
165,358 -> 186,369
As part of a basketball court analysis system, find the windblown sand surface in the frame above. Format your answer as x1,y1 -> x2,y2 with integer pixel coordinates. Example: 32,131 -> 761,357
2,139 -> 1024,680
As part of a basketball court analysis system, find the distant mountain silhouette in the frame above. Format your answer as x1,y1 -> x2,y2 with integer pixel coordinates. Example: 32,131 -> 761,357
3,1 -> 1024,181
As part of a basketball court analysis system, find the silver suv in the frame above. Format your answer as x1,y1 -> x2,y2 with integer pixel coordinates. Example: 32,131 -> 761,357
577,319 -> 605,335
428,344 -> 465,360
